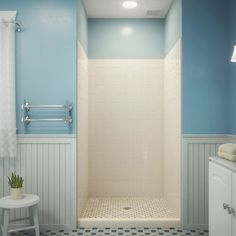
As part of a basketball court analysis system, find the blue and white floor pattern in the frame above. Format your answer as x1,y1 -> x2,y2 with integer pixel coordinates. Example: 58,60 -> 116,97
10,228 -> 208,236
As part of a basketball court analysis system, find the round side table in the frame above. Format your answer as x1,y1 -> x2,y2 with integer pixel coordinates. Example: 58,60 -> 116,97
0,194 -> 40,236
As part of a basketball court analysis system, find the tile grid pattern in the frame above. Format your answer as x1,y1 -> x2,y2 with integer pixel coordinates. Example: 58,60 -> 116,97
89,59 -> 164,197
77,41 -> 89,217
10,228 -> 209,236
81,198 -> 177,218
163,39 -> 181,215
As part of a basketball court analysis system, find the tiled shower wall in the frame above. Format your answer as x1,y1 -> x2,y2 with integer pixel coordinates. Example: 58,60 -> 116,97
163,40 -> 181,215
77,42 -> 89,217
88,60 -> 164,197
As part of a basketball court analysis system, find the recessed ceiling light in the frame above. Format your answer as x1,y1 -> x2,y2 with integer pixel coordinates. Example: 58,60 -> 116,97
122,1 -> 138,9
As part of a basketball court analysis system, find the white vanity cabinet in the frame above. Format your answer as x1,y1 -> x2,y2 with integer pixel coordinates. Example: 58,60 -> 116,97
232,173 -> 236,236
209,157 -> 236,236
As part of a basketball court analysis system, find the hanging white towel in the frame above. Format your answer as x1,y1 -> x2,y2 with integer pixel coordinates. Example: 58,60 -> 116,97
0,11 -> 17,158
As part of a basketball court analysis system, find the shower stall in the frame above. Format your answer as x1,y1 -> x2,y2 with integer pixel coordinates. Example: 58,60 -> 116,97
77,1 -> 181,228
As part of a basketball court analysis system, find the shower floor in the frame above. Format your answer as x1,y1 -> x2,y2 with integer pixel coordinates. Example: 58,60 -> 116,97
79,197 -> 180,228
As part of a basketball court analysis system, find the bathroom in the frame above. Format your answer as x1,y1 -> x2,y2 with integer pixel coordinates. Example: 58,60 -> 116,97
0,0 -> 235,236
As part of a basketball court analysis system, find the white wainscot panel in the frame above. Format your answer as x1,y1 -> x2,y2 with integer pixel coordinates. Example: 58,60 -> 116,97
181,135 -> 229,229
0,135 -> 77,230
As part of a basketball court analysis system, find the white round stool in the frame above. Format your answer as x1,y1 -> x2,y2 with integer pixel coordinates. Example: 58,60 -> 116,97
0,194 -> 40,236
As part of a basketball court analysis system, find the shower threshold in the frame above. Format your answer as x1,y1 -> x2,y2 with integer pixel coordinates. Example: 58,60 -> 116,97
78,197 -> 180,228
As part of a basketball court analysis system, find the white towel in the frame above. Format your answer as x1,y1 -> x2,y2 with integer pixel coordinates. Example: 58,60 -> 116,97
218,143 -> 236,155
217,151 -> 236,162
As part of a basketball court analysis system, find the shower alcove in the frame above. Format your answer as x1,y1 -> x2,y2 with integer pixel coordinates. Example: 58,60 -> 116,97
77,1 -> 181,228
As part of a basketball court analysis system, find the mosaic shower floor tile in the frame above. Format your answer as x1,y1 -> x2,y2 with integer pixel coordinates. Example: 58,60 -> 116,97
81,198 -> 178,219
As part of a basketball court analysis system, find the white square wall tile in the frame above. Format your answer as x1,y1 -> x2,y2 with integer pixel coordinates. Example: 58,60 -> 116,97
163,40 -> 181,214
88,49 -> 180,202
77,41 -> 89,216
89,59 -> 164,197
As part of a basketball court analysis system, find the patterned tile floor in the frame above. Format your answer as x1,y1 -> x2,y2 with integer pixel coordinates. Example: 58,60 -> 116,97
82,198 -> 178,218
10,228 -> 209,236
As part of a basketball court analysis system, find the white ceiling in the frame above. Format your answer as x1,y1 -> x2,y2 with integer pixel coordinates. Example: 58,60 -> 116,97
83,0 -> 173,19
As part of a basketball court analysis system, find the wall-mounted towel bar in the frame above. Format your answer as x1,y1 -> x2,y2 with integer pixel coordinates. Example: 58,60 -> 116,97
23,104 -> 69,110
21,100 -> 73,126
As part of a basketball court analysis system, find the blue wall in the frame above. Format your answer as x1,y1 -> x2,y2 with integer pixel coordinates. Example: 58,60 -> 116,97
182,0 -> 229,134
2,0 -> 231,135
78,0 -> 88,53
0,0 -> 77,134
88,19 -> 165,59
229,0 -> 236,134
165,0 -> 182,55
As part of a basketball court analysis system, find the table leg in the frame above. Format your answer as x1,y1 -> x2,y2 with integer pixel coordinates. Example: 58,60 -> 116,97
2,209 -> 9,236
32,206 -> 39,236
0,208 -> 3,230
29,206 -> 33,226
0,208 -> 3,236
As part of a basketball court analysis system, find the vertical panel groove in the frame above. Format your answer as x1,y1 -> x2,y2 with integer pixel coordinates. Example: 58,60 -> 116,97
182,136 -> 228,228
0,136 -> 76,228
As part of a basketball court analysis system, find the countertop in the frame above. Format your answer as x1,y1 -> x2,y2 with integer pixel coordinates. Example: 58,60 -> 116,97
209,156 -> 236,172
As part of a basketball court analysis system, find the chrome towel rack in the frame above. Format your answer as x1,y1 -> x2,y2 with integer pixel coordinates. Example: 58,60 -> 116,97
21,100 -> 73,126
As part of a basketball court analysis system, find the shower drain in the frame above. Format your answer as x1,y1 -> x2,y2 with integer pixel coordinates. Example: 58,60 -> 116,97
123,206 -> 132,210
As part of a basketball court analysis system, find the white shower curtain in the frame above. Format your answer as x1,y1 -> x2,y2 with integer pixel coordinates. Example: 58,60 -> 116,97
0,12 -> 17,158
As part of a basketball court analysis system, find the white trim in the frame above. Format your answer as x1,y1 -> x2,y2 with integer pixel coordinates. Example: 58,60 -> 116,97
10,224 -> 75,231
182,224 -> 209,230
78,218 -> 180,228
17,135 -> 76,144
182,134 -> 236,145
17,134 -> 76,139
182,134 -> 236,139
0,11 -> 16,18
182,135 -> 228,145
182,134 -> 228,138
227,134 -> 236,141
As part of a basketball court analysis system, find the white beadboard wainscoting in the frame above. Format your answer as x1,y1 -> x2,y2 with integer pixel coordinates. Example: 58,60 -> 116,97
1,134 -> 236,230
0,135 -> 77,230
181,135 -> 234,229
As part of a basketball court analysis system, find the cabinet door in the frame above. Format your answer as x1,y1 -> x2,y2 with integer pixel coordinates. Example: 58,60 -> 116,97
232,173 -> 236,236
209,162 -> 232,236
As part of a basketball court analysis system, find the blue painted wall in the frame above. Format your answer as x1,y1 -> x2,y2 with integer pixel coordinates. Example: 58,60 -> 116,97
165,0 -> 182,55
88,19 -> 165,59
2,0 -> 231,135
78,0 -> 88,53
0,0 -> 77,134
182,0 -> 229,134
229,0 -> 236,134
